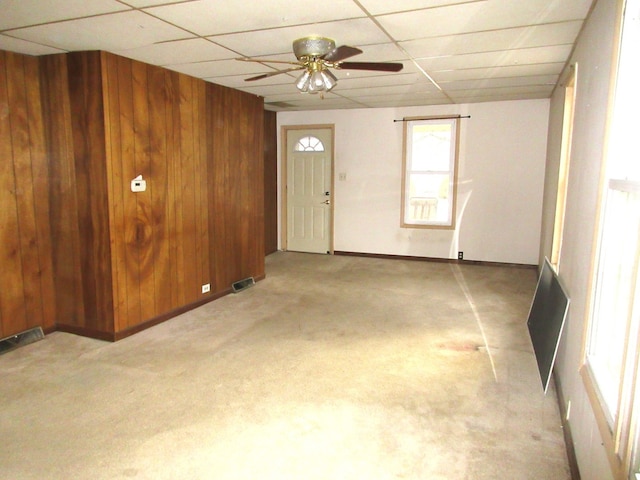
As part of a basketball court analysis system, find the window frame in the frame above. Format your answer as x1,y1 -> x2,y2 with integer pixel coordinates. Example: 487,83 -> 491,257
551,67 -> 577,270
400,116 -> 460,229
581,178 -> 640,479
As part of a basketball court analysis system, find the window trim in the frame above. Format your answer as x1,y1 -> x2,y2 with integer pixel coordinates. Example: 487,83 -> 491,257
400,115 -> 460,230
581,176 -> 640,479
551,66 -> 577,270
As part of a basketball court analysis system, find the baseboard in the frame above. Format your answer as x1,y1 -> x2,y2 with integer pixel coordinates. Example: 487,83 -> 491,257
55,324 -> 116,342
333,250 -> 537,269
553,370 -> 582,480
54,273 -> 266,342
113,288 -> 233,341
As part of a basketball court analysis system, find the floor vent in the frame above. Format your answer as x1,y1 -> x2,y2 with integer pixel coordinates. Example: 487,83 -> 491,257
232,277 -> 255,293
0,326 -> 44,355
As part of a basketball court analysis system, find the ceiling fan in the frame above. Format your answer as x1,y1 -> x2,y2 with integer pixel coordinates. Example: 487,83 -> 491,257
237,36 -> 404,95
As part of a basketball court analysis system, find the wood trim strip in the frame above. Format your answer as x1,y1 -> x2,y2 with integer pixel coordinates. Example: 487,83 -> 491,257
334,250 -> 537,269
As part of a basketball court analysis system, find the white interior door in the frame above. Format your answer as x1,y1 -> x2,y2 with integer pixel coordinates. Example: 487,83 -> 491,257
286,127 -> 333,254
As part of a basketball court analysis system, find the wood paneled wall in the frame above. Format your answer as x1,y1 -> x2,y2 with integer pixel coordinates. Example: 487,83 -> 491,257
100,52 -> 214,333
39,53 -> 93,333
0,51 -> 56,338
0,49 -> 264,340
207,83 -> 265,290
264,110 -> 278,255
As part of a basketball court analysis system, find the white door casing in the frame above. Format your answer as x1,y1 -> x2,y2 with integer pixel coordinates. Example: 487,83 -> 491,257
284,127 -> 333,254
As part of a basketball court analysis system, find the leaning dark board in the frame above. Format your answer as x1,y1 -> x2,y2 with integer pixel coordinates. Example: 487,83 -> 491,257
527,257 -> 570,394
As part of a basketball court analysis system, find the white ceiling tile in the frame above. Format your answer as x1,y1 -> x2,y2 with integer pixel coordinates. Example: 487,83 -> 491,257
450,85 -> 554,98
234,52 -> 299,64
337,72 -> 424,89
348,42 -> 409,63
114,38 -> 236,66
350,91 -> 451,105
208,72 -> 299,89
431,63 -> 565,82
211,19 -> 392,58
449,91 -> 552,103
337,83 -> 440,97
378,0 -> 591,41
0,0 -> 128,30
0,34 -> 66,55
8,11 -> 193,51
268,94 -> 363,108
124,0 -> 186,6
332,62 -> 418,81
240,83 -> 302,96
262,92 -> 317,103
440,74 -> 559,90
400,21 -> 583,57
416,44 -> 573,71
146,0 -> 365,37
376,3 -> 491,41
359,0 -> 484,15
168,58 -> 271,78
478,0 -> 594,27
359,96 -> 452,108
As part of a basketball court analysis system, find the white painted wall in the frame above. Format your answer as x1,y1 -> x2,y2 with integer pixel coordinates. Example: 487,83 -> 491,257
278,99 -> 549,265
540,0 -> 621,478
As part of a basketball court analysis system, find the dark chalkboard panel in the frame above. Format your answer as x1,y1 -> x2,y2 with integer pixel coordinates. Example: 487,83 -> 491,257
527,257 -> 570,393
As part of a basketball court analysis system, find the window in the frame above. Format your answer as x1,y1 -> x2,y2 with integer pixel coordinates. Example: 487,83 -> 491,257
581,1 -> 640,478
294,135 -> 324,152
401,117 -> 459,228
585,179 -> 640,414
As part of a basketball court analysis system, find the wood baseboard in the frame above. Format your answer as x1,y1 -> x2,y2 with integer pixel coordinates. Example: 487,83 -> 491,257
55,273 -> 266,342
55,324 -> 116,342
333,250 -> 537,269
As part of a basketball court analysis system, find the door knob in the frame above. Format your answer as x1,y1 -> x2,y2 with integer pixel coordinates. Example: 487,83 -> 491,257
322,199 -> 331,205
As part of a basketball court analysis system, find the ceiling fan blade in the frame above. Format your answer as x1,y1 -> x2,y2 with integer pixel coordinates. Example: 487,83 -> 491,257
236,57 -> 302,66
244,66 -> 305,82
322,45 -> 363,62
338,61 -> 404,72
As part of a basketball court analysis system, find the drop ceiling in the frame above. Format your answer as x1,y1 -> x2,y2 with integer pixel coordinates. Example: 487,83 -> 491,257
0,0 -> 594,111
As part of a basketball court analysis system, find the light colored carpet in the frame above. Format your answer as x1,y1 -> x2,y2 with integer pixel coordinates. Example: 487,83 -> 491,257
0,252 -> 570,479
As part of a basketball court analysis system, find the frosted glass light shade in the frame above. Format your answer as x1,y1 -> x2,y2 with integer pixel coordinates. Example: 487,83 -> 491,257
295,70 -> 311,92
308,71 -> 326,93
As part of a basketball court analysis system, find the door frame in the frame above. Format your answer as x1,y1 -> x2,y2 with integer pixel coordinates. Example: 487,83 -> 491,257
281,124 -> 335,253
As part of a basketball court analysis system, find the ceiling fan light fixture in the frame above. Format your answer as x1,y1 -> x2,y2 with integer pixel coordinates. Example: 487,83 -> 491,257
241,36 -> 403,96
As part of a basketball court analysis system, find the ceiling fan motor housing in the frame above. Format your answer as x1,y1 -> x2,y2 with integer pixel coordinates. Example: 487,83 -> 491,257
293,36 -> 336,60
